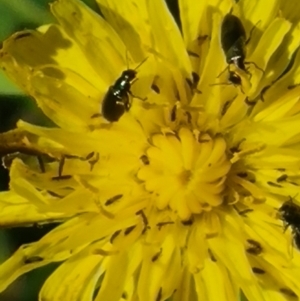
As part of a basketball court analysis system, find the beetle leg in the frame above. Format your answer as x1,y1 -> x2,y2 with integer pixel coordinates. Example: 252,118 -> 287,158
244,61 -> 265,74
128,90 -> 147,101
245,20 -> 261,45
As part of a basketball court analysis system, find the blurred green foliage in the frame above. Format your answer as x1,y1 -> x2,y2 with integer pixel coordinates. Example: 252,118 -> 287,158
0,0 -> 99,95
0,0 -> 53,94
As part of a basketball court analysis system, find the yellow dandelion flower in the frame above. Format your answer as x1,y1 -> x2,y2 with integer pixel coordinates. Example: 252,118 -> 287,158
1,0 -> 300,300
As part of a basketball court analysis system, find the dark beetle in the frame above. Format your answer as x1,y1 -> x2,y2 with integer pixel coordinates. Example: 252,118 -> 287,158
279,197 -> 300,231
219,14 -> 263,84
102,58 -> 147,122
102,69 -> 137,122
221,14 -> 247,72
279,196 -> 300,250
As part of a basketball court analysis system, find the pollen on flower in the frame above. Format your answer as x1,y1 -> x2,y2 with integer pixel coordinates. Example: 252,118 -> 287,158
1,0 -> 300,300
138,128 -> 231,220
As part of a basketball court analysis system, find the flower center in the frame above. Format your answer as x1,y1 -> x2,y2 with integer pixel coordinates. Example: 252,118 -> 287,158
138,128 -> 231,220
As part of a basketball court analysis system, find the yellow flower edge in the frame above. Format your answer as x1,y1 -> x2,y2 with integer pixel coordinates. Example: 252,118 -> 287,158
1,0 -> 300,300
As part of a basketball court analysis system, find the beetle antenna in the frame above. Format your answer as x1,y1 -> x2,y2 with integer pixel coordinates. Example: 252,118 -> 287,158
244,61 -> 265,74
125,50 -> 130,70
245,20 -> 261,45
289,194 -> 299,203
210,82 -> 244,94
210,82 -> 232,86
134,57 -> 148,71
217,66 -> 229,78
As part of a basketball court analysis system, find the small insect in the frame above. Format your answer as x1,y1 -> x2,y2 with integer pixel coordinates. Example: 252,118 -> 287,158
101,57 -> 148,122
279,196 -> 300,231
219,13 -> 263,84
210,60 -> 246,92
278,196 -> 300,249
